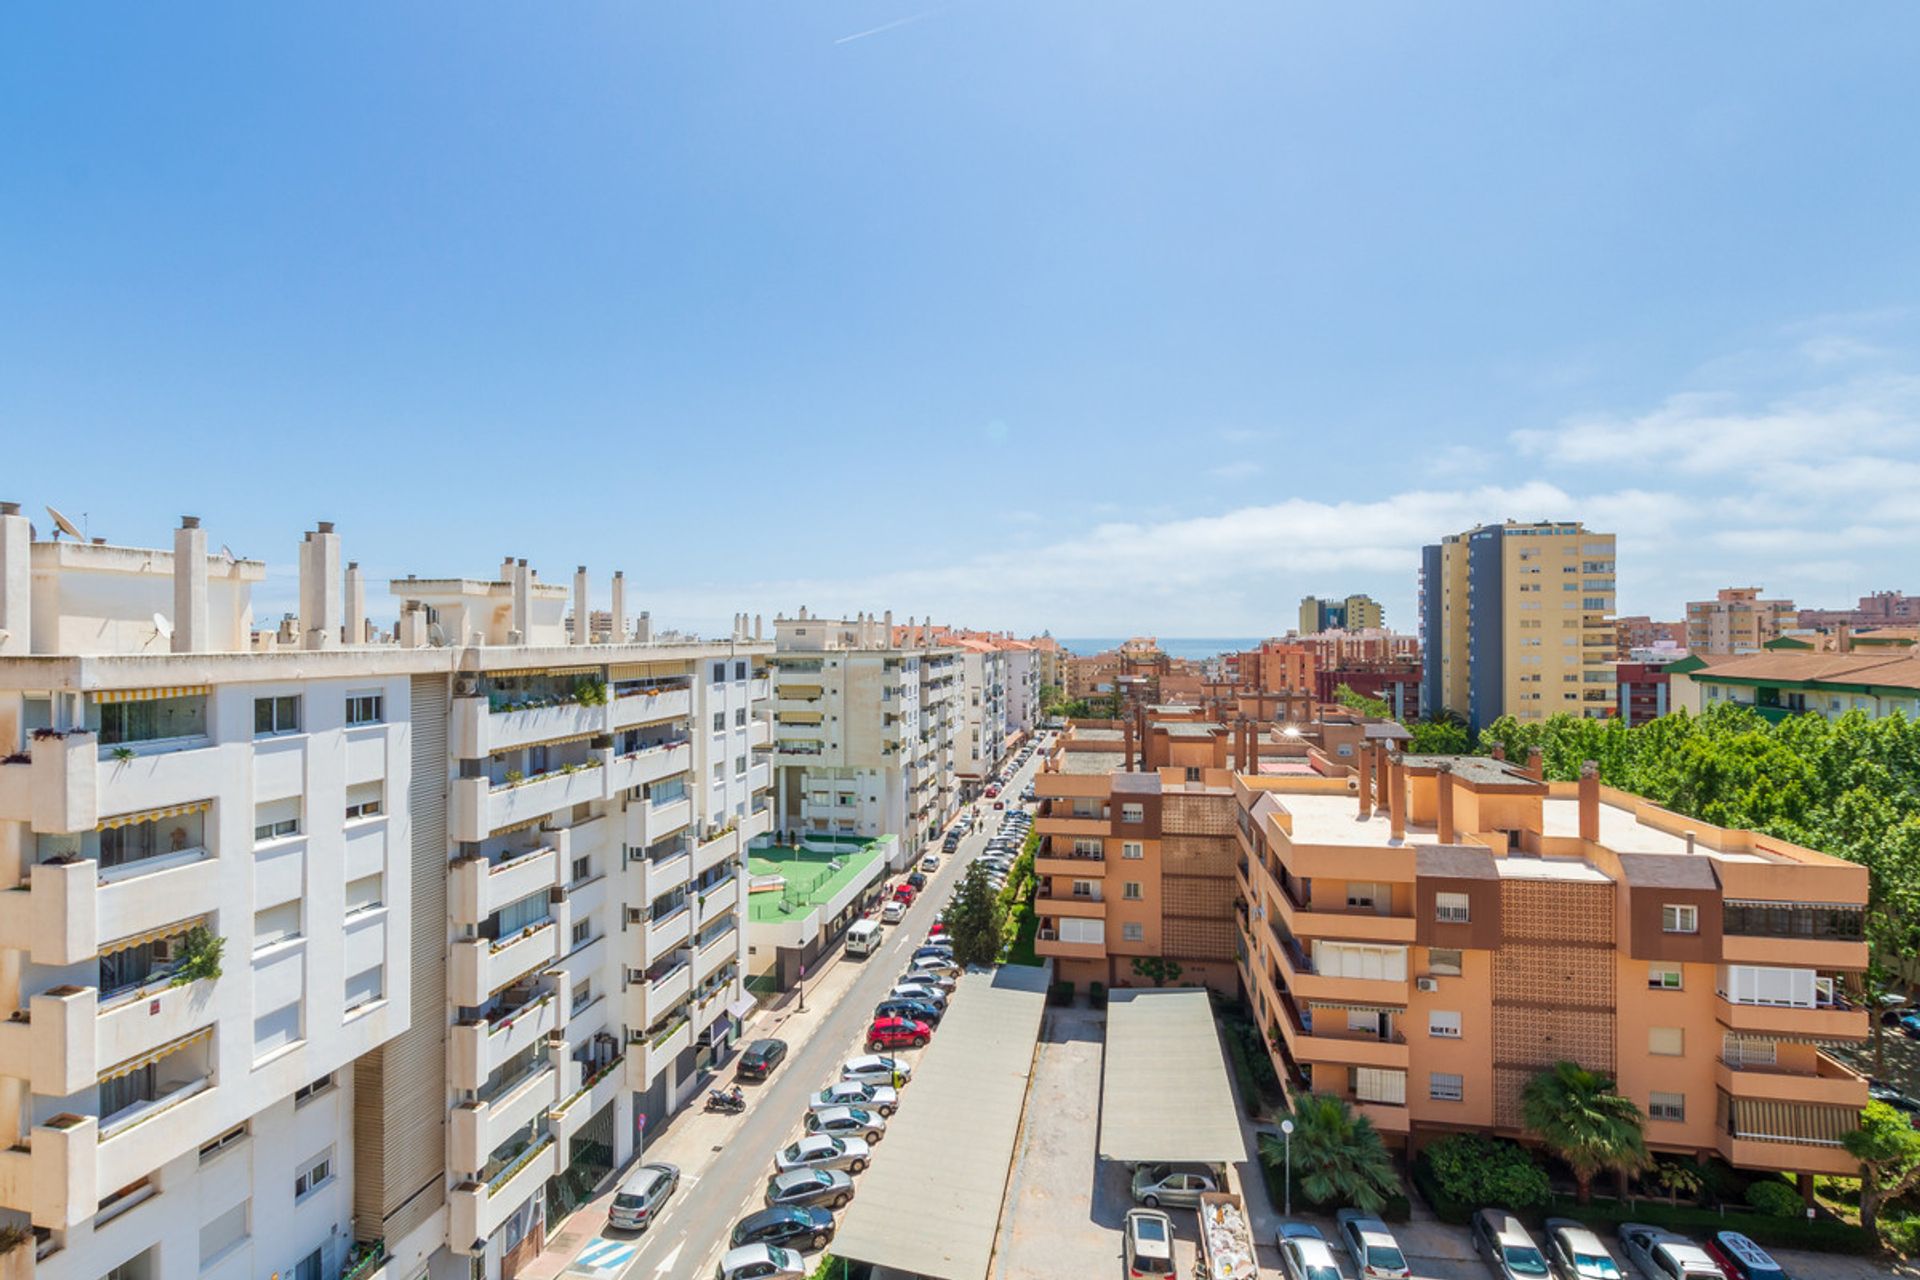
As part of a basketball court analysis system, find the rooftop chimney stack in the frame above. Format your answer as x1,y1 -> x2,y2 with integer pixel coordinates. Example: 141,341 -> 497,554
0,502 -> 31,656
1436,763 -> 1456,843
573,567 -> 589,644
1356,734 -> 1374,818
1525,748 -> 1544,782
172,516 -> 210,654
300,522 -> 342,650
610,571 -> 626,642
637,611 -> 652,644
511,559 -> 531,642
1684,830 -> 1697,855
1578,760 -> 1601,843
1386,752 -> 1406,842
754,613 -> 763,641
398,603 -> 428,648
344,561 -> 365,646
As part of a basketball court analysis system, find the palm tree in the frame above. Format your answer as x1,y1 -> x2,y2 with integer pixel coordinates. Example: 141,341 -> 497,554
1259,1092 -> 1400,1213
1520,1061 -> 1648,1204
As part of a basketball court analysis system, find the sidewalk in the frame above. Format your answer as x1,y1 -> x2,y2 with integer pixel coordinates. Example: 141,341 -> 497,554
517,943 -> 876,1280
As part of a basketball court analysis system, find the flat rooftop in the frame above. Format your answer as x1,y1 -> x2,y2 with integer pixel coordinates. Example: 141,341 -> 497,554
1058,749 -> 1126,775
1539,797 -> 1769,862
1494,856 -> 1611,882
1071,727 -> 1125,742
746,839 -> 886,924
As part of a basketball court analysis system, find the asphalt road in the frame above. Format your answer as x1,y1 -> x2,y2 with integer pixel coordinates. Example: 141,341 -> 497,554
612,748 -> 1046,1280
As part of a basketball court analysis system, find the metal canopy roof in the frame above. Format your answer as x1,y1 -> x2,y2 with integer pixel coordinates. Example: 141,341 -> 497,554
833,963 -> 1050,1280
1098,988 -> 1246,1166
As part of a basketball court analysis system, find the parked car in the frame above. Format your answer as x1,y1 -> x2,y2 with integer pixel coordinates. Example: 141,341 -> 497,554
900,968 -> 955,992
763,1168 -> 854,1211
808,1080 -> 899,1117
1703,1231 -> 1787,1280
985,785 -> 1000,797
737,1039 -> 789,1080
921,854 -> 940,872
1869,1079 -> 1920,1113
1472,1209 -> 1551,1280
912,943 -> 955,963
876,996 -> 943,1025
805,1105 -> 886,1143
773,1134 -> 870,1175
1335,1210 -> 1411,1280
866,1016 -> 930,1050
715,1243 -> 805,1280
1617,1224 -> 1724,1280
1124,1207 -> 1176,1278
1129,1162 -> 1218,1208
730,1206 -> 835,1252
1543,1219 -> 1623,1280
1278,1222 -> 1342,1280
881,899 -> 906,924
892,883 -> 917,905
608,1162 -> 680,1231
906,960 -> 959,984
927,921 -> 947,939
891,982 -> 948,1009
840,1054 -> 910,1086
907,871 -> 927,890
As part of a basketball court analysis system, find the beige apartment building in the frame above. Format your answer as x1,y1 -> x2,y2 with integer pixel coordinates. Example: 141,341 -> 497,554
1236,745 -> 1869,1185
1419,521 -> 1616,731
1686,588 -> 1798,655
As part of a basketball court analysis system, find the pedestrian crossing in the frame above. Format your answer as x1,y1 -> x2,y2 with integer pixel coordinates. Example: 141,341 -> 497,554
567,1236 -> 640,1277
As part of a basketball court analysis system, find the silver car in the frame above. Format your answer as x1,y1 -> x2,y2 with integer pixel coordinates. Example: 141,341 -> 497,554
804,1105 -> 886,1143
1279,1222 -> 1342,1280
773,1134 -> 870,1175
1616,1225 -> 1723,1280
1473,1209 -> 1551,1280
807,1080 -> 898,1117
1543,1219 -> 1623,1280
1336,1209 -> 1411,1280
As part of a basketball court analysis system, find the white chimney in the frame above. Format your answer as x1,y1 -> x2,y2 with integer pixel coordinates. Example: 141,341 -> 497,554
754,613 -> 763,641
344,561 -> 366,645
573,566 -> 589,645
0,502 -> 29,656
637,610 -> 652,643
299,522 -> 342,650
511,559 -> 530,642
172,516 -> 209,653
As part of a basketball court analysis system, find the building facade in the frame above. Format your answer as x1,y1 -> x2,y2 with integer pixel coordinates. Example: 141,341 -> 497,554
0,509 -> 768,1280
1685,588 -> 1797,655
1298,595 -> 1385,635
1797,591 -> 1920,632
1614,616 -> 1686,658
1235,746 -> 1869,1185
1419,521 -> 1616,730
1668,652 -> 1920,723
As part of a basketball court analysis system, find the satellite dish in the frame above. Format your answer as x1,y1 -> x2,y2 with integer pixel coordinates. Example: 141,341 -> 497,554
220,544 -> 237,563
46,505 -> 83,541
153,612 -> 174,640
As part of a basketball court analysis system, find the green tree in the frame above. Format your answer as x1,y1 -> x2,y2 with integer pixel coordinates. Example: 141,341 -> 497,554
1520,1061 -> 1647,1203
1260,1092 -> 1400,1213
1129,957 -> 1184,987
1422,1133 -> 1551,1211
1405,716 -> 1470,755
1334,683 -> 1392,719
1844,1100 -> 1920,1236
944,862 -> 1004,969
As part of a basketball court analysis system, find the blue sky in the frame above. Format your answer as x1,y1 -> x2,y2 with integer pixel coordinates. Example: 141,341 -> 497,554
4,3 -> 1918,637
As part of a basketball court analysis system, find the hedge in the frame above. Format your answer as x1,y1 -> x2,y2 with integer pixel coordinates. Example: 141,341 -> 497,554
1544,1197 -> 1878,1257
1047,979 -> 1075,1007
1411,1154 -> 1477,1225
1089,981 -> 1107,1009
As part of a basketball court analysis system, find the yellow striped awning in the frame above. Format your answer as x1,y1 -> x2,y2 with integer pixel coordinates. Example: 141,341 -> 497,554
98,800 -> 211,832
493,814 -> 554,837
99,1025 -> 213,1083
775,711 -> 824,725
90,685 -> 209,705
100,915 -> 206,958
485,666 -> 600,679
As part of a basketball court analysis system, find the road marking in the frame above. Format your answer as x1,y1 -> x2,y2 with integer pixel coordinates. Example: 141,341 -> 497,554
652,1239 -> 684,1274
570,1238 -> 640,1273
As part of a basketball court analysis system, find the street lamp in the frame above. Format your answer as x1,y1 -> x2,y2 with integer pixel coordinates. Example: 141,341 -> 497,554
1280,1117 -> 1295,1217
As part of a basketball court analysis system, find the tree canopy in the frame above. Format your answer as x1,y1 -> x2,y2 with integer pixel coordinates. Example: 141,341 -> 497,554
1520,1060 -> 1648,1203
1260,1092 -> 1401,1214
943,861 -> 1004,969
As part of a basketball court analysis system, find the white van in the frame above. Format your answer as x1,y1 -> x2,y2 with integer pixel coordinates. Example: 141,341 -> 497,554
845,919 -> 882,957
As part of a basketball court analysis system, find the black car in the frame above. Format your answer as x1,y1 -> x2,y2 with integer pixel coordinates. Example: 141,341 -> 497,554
875,997 -> 943,1026
907,871 -> 927,890
737,1038 -> 789,1080
730,1205 -> 835,1251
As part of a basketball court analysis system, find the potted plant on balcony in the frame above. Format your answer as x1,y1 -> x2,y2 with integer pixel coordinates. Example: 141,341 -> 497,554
170,926 -> 225,987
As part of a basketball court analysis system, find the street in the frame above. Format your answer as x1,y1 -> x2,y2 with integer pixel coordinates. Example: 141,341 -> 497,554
549,747 -> 1045,1280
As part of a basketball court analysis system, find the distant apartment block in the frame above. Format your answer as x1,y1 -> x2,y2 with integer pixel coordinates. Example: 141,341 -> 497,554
1236,745 -> 1869,1184
1685,588 -> 1797,655
1419,521 -> 1616,730
1615,656 -> 1683,726
1298,594 -> 1384,635
1797,590 -> 1920,632
1220,641 -> 1318,697
1284,630 -> 1422,721
1614,615 -> 1686,658
0,506 -> 768,1280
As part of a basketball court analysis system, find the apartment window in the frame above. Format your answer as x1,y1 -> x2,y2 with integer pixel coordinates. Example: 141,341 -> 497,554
1122,922 -> 1145,942
254,695 -> 301,737
1434,892 -> 1471,924
1072,839 -> 1102,857
254,900 -> 302,949
200,1124 -> 249,1163
1648,965 -> 1683,991
255,998 -> 302,1058
1123,882 -> 1143,901
573,855 -> 592,883
735,755 -> 747,775
1428,948 -> 1463,977
1649,1026 -> 1685,1057
295,1250 -> 323,1280
1071,879 -> 1099,899
294,1150 -> 333,1200
573,979 -> 591,1008
713,711 -> 726,732
254,797 -> 301,842
1120,803 -> 1144,824
293,1075 -> 333,1106
345,873 -> 383,915
1722,1035 -> 1777,1068
735,708 -> 747,727
712,662 -> 727,683
1121,841 -> 1143,859
1648,1092 -> 1686,1122
345,692 -> 383,726
1662,904 -> 1699,934
345,965 -> 383,1011
1346,882 -> 1382,910
1429,1072 -> 1464,1102
344,781 -> 383,820
712,762 -> 725,782
1428,1011 -> 1462,1038
735,661 -> 747,681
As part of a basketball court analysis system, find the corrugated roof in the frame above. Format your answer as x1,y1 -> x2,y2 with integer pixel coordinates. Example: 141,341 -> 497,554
832,964 -> 1050,1280
1098,988 -> 1247,1166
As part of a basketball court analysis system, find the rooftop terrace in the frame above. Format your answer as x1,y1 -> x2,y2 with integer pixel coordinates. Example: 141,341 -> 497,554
746,837 -> 888,924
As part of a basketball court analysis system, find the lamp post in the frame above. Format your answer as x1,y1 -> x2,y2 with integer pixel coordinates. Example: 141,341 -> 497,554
1280,1117 -> 1295,1217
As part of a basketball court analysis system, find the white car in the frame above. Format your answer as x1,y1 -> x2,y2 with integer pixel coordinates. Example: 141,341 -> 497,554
840,1054 -> 912,1086
773,1134 -> 870,1175
715,1242 -> 805,1280
1335,1210 -> 1411,1280
1278,1223 -> 1342,1280
1542,1220 -> 1622,1280
1616,1225 -> 1721,1280
881,900 -> 906,923
808,1080 -> 899,1117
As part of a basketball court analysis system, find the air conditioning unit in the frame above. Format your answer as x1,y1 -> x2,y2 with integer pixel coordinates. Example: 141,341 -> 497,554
1415,976 -> 1439,992
151,937 -> 179,963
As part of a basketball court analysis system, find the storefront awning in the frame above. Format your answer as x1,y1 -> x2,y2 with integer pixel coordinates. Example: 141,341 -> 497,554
727,996 -> 758,1021
90,685 -> 208,705
98,800 -> 212,831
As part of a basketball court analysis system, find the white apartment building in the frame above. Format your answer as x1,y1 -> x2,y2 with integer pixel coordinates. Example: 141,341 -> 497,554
1000,643 -> 1040,737
950,645 -> 1007,791
0,509 -> 769,1280
768,612 -> 960,863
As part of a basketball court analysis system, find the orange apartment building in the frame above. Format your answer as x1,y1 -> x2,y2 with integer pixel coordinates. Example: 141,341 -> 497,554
1234,746 -> 1870,1185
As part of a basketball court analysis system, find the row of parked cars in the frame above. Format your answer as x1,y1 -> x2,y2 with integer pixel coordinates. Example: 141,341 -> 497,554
712,925 -> 963,1280
977,808 -> 1032,893
1271,1211 -> 1794,1280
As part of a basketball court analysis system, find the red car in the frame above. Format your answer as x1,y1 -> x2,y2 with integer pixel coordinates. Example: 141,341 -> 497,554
867,1017 -> 930,1051
892,883 -> 916,905
984,785 -> 1000,798
927,922 -> 947,939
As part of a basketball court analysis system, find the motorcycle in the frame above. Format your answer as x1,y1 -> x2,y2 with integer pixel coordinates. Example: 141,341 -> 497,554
704,1086 -> 746,1114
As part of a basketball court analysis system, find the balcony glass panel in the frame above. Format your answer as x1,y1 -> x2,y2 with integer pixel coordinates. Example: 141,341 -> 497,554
91,696 -> 209,746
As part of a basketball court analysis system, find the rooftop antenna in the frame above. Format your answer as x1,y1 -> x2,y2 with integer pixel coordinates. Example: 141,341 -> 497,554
46,505 -> 83,541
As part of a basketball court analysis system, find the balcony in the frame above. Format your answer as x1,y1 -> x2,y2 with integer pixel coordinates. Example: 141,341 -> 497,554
450,1136 -> 558,1248
1035,926 -> 1105,961
644,905 -> 693,967
1036,850 -> 1105,879
1714,1051 -> 1867,1108
612,686 -> 692,729
451,1062 -> 560,1174
1265,994 -> 1410,1071
638,842 -> 691,902
1270,882 -> 1417,945
749,677 -> 772,702
0,731 -> 100,833
694,827 -> 741,875
1270,921 -> 1410,1004
0,850 -> 220,968
1353,1099 -> 1411,1135
608,742 -> 691,794
1713,995 -> 1867,1041
481,764 -> 607,836
696,880 -> 739,926
1037,892 -> 1106,919
450,921 -> 560,1007
453,696 -> 607,759
450,846 -> 560,927
631,796 -> 693,848
696,926 -> 738,979
450,992 -> 561,1092
645,1015 -> 693,1080
629,957 -> 691,1029
94,736 -> 218,819
96,1071 -> 217,1195
552,1052 -> 626,1144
